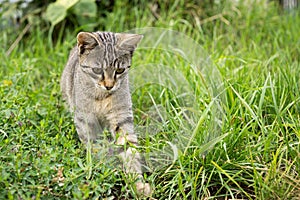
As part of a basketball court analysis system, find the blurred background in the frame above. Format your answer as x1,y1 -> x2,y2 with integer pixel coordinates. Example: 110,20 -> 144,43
0,0 -> 299,44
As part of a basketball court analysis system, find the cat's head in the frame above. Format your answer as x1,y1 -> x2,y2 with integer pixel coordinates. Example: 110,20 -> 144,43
76,31 -> 143,92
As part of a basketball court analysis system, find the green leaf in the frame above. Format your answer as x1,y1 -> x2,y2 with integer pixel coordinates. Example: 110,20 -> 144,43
44,0 -> 79,26
73,0 -> 97,29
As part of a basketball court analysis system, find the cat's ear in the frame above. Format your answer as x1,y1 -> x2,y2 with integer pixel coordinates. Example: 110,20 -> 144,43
77,32 -> 99,54
116,33 -> 143,51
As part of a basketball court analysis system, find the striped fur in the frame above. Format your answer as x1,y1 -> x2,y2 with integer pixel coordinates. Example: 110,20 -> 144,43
61,32 -> 151,196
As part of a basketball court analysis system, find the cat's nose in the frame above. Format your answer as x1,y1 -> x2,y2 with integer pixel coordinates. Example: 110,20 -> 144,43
105,86 -> 113,90
103,79 -> 115,90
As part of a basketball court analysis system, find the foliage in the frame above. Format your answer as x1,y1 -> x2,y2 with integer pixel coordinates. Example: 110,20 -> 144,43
0,0 -> 102,35
44,0 -> 97,29
1,0 -> 300,199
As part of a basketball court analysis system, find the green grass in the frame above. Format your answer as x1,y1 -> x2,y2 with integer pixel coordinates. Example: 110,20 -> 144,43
1,0 -> 300,199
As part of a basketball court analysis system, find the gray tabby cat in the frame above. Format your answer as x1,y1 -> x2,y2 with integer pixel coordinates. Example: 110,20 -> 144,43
61,31 -> 151,196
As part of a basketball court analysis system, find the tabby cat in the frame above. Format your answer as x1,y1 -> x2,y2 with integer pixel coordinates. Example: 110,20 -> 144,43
61,31 -> 151,196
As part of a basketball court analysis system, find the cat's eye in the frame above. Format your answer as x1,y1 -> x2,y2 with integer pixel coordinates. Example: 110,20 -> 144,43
92,68 -> 103,74
115,68 -> 125,74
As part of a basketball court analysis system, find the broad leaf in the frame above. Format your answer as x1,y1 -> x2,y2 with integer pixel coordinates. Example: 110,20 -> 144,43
73,0 -> 97,29
44,0 -> 79,26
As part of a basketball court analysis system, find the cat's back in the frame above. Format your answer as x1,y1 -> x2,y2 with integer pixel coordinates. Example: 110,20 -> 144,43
61,47 -> 78,110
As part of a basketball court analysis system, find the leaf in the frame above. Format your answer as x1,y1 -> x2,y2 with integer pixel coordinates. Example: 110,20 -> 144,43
197,132 -> 228,155
183,99 -> 215,156
72,0 -> 97,29
44,0 -> 79,26
73,0 -> 97,18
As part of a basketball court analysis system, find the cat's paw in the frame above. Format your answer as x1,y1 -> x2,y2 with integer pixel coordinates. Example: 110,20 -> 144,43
135,181 -> 152,197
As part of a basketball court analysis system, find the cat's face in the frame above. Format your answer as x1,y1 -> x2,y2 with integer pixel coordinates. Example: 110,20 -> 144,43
77,32 -> 143,92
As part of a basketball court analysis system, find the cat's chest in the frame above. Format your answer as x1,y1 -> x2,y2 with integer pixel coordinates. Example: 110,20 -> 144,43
93,96 -> 113,115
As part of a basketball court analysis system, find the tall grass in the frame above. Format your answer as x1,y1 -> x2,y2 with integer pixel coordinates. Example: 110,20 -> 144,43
0,0 -> 299,199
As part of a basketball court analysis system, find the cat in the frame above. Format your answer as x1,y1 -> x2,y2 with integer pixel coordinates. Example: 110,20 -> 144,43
60,31 -> 151,196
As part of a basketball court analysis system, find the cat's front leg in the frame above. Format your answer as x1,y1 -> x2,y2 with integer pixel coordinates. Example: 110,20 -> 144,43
111,117 -> 141,173
111,117 -> 152,197
74,111 -> 102,144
